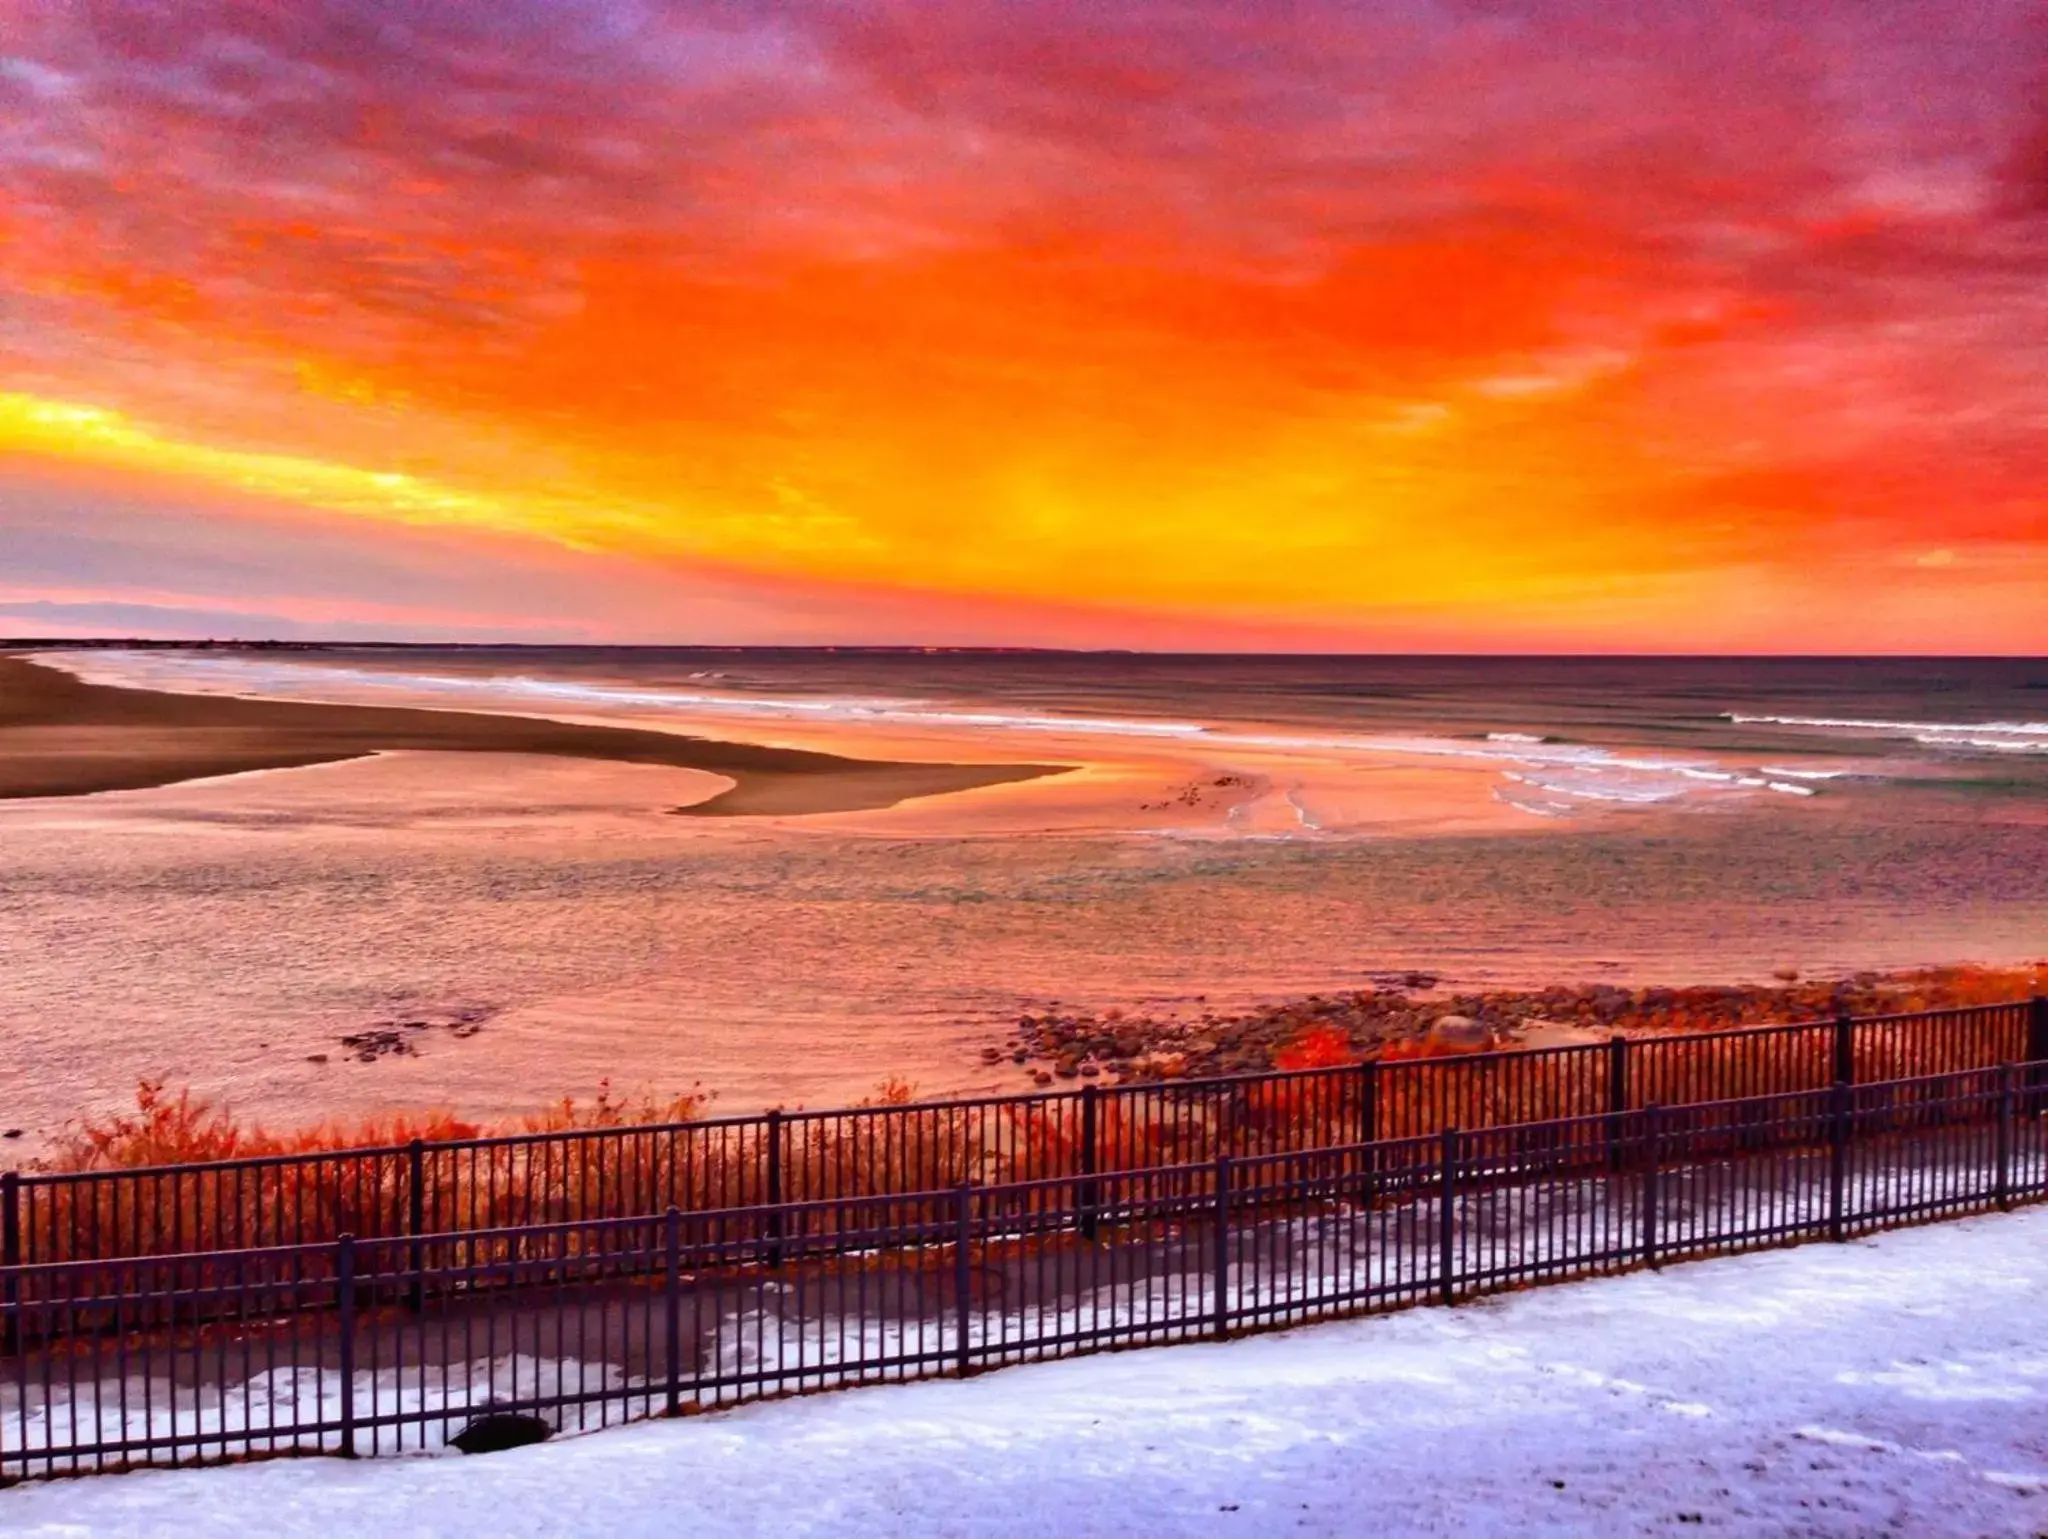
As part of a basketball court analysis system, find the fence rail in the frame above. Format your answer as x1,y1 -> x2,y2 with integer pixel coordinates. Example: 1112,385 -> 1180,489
8,998 -> 2046,1277
6,1037 -> 2048,1483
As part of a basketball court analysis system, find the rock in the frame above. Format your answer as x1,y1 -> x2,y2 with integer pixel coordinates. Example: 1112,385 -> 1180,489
339,1027 -> 418,1062
1515,1018 -> 1611,1052
1032,1070 -> 1053,1087
1772,967 -> 1800,983
305,1054 -> 330,1065
1,1128 -> 20,1139
979,1047 -> 1003,1064
1010,1051 -> 1028,1064
449,1412 -> 552,1455
1079,1063 -> 1100,1078
1427,1015 -> 1493,1053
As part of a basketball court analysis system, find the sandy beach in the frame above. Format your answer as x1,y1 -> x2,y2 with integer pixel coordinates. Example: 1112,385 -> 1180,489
0,655 -> 1060,815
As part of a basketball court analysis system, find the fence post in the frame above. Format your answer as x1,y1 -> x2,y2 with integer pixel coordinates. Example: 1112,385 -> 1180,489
1,1171 -> 18,1358
1212,1156 -> 1232,1341
1354,1061 -> 1379,1209
664,1206 -> 683,1415
1828,1080 -> 1850,1242
1996,1066 -> 2015,1213
764,1110 -> 784,1270
1606,1036 -> 1629,1173
1438,1127 -> 1458,1308
336,1233 -> 357,1458
955,1183 -> 974,1376
1833,1014 -> 1856,1088
1078,1085 -> 1100,1242
1640,1106 -> 1661,1270
406,1138 -> 426,1314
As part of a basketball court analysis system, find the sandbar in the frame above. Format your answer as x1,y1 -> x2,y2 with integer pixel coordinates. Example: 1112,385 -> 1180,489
0,654 -> 1062,815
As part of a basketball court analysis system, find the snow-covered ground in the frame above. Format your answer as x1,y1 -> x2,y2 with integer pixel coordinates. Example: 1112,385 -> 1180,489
7,1209 -> 2048,1537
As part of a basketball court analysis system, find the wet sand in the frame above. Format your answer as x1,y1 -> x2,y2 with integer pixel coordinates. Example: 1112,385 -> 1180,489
0,656 -> 1062,816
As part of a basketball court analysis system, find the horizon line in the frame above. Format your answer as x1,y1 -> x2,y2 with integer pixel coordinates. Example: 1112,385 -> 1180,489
5,637 -> 2044,663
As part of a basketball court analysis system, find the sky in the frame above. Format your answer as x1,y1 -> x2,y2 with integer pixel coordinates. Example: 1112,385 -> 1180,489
2,1 -> 2045,651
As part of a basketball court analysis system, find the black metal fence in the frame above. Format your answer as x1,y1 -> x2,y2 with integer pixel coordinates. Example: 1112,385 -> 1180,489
5,1042 -> 2048,1483
8,998 -> 2045,1276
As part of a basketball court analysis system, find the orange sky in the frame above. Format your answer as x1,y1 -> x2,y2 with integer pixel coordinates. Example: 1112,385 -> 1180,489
2,1 -> 2045,649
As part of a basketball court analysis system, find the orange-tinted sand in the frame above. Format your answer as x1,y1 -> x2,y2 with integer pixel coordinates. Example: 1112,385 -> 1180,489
0,655 -> 1061,815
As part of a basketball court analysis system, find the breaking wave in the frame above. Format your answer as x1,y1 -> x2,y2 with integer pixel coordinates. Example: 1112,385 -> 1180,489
1729,713 -> 2048,754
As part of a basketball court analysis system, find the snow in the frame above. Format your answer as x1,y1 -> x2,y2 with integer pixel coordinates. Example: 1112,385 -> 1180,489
7,1209 -> 2048,1536
8,1146 -> 1979,1470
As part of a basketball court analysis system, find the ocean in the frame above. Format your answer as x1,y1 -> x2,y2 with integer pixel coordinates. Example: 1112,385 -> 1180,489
3,648 -> 2045,1141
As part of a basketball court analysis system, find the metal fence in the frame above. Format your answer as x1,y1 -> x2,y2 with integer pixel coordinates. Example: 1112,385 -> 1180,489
6,1046 -> 2048,1483
7,998 -> 2044,1274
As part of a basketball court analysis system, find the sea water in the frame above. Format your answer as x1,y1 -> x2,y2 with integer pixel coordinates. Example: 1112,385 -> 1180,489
2,649 -> 2044,1142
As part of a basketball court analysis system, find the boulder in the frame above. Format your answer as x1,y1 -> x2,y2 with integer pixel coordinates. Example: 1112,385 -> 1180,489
1427,1015 -> 1493,1053
1514,1017 -> 1611,1052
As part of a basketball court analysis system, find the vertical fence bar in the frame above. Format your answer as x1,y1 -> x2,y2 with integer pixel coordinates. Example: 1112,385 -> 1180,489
1,1171 -> 18,1357
1355,1060 -> 1379,1208
764,1110 -> 784,1270
1640,1106 -> 1661,1269
1605,1037 -> 1629,1172
1828,1081 -> 1849,1242
1996,1067 -> 2015,1213
664,1206 -> 683,1415
1078,1086 -> 1100,1242
1438,1127 -> 1458,1308
1834,1014 -> 1856,1088
955,1183 -> 974,1375
1212,1156 -> 1232,1341
336,1233 -> 357,1458
406,1139 -> 425,1313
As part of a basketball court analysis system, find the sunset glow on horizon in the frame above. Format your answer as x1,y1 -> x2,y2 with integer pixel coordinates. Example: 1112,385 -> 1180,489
3,2 -> 2046,650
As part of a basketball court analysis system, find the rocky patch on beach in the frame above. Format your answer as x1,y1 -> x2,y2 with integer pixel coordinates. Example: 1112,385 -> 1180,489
312,1005 -> 495,1066
988,968 -> 2046,1086
1137,773 -> 1259,813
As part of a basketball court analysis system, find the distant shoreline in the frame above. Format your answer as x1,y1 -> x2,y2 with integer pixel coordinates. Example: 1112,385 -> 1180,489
5,638 -> 2040,661
0,654 -> 1063,815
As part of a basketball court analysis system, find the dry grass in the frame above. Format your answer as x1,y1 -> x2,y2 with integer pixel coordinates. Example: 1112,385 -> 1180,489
10,976 -> 2041,1266
32,1078 -> 713,1174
